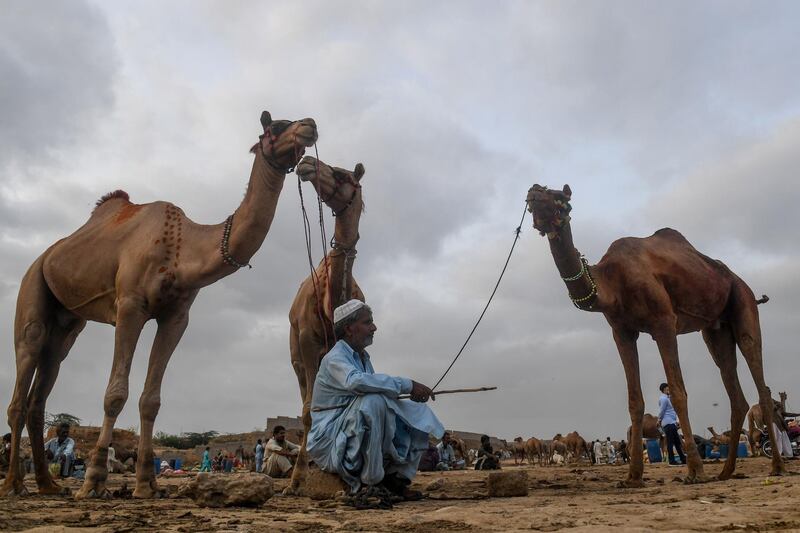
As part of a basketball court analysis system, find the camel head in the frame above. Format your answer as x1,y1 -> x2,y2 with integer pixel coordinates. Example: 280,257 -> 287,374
296,156 -> 365,217
251,111 -> 318,172
513,436 -> 523,443
526,184 -> 572,238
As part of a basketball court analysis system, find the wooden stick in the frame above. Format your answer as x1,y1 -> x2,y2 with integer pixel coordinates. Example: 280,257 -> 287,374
311,386 -> 497,412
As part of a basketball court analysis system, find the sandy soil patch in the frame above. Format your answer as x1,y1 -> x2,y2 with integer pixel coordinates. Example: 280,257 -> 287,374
1,457 -> 798,532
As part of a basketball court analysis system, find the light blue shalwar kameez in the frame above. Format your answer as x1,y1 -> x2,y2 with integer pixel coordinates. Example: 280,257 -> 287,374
307,340 -> 445,493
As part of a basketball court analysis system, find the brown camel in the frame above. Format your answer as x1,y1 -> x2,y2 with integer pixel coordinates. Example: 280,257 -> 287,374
527,184 -> 784,486
525,437 -> 547,466
512,437 -> 527,465
564,431 -> 589,463
286,156 -> 365,494
549,438 -> 568,463
627,413 -> 665,456
746,391 -> 787,455
2,111 -> 325,498
451,437 -> 472,467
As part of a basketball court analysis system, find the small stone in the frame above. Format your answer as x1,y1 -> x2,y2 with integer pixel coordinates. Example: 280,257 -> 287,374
486,470 -> 528,497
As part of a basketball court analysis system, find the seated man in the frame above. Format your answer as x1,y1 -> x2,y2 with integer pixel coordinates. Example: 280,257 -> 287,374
418,443 -> 440,472
0,433 -> 11,476
474,435 -> 500,470
307,300 -> 444,499
44,422 -> 75,478
436,432 -> 466,470
264,425 -> 299,478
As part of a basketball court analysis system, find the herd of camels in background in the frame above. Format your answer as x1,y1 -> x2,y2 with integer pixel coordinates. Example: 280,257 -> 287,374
2,110 -> 787,499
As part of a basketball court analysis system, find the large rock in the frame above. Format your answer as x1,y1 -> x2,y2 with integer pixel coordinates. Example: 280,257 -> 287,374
178,472 -> 274,507
303,467 -> 348,500
486,470 -> 528,497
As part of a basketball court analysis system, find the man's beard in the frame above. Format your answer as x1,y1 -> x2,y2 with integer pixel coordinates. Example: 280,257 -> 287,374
363,335 -> 374,348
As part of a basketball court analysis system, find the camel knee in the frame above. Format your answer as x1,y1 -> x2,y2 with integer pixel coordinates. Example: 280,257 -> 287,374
19,320 -> 47,350
139,396 -> 161,420
104,389 -> 128,418
7,404 -> 27,428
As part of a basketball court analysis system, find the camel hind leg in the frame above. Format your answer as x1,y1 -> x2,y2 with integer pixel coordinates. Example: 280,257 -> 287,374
729,280 -> 786,476
3,255 -> 58,497
702,323 -> 748,480
287,325 -> 320,494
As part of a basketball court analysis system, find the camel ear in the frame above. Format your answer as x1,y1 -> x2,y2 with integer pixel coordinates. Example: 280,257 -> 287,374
353,163 -> 365,181
260,111 -> 272,132
562,184 -> 572,199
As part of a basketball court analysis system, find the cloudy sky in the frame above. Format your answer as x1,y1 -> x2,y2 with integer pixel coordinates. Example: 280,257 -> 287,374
2,1 -> 799,444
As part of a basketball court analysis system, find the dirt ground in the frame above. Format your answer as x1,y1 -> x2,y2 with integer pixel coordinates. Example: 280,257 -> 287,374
1,457 -> 798,532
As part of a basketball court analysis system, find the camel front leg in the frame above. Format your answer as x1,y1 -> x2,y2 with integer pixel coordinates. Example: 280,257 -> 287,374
134,302 -> 192,498
612,327 -> 645,488
76,298 -> 148,500
653,331 -> 707,483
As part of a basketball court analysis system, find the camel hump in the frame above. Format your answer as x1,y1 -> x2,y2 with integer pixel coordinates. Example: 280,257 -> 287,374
93,190 -> 130,213
652,227 -> 688,242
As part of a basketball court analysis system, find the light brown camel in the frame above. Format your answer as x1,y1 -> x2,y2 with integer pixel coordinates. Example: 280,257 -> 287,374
512,437 -> 527,465
2,111 -> 324,498
286,156 -> 365,494
527,184 -> 784,486
564,431 -> 589,463
525,437 -> 547,466
746,391 -> 787,455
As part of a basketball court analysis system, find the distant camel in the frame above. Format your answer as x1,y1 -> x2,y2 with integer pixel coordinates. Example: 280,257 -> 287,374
527,184 -> 784,486
512,437 -> 527,465
627,413 -> 665,456
525,437 -> 547,466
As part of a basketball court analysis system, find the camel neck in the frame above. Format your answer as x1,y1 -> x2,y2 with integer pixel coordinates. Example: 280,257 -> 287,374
183,152 -> 285,288
547,223 -> 600,311
327,199 -> 362,311
226,152 -> 286,263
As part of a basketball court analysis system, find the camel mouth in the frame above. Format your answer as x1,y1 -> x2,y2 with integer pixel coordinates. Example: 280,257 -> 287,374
293,127 -> 318,147
295,157 -> 329,183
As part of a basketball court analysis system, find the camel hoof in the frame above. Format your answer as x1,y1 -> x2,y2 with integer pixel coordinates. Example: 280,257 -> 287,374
3,485 -> 29,497
683,475 -> 711,485
616,479 -> 644,489
282,485 -> 303,497
38,484 -> 71,496
75,487 -> 110,500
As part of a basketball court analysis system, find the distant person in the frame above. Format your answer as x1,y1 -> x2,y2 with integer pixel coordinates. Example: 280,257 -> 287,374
0,433 -> 11,475
107,442 -> 116,472
44,422 -> 75,478
254,439 -> 264,473
199,447 -> 212,472
418,443 -> 440,472
605,437 -> 616,464
618,440 -> 629,464
593,439 -> 603,464
264,425 -> 300,478
474,435 -> 500,470
436,432 -> 465,470
658,383 -> 686,466
772,399 -> 798,458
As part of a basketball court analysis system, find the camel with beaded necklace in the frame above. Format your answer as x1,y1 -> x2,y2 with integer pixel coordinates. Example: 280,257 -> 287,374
1,111 -> 361,499
286,156 -> 365,494
526,184 -> 783,486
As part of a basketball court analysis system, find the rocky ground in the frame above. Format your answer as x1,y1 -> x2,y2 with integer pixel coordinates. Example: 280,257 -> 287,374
1,457 -> 798,532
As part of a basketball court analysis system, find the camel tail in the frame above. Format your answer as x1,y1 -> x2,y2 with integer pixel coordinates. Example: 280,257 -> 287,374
93,190 -> 130,213
755,294 -> 769,305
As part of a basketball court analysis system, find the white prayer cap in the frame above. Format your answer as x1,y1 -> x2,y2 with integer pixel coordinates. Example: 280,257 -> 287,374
333,299 -> 367,325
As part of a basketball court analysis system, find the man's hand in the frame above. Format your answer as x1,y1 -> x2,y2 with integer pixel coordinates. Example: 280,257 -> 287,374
410,381 -> 435,403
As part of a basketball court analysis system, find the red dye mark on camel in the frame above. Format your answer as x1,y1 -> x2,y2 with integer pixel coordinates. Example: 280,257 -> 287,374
154,240 -> 160,244
158,267 -> 167,273
114,203 -> 143,224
